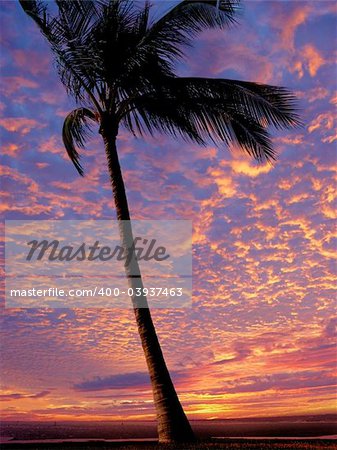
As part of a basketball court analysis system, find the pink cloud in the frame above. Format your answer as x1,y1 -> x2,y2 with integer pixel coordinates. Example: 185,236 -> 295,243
12,49 -> 51,76
0,117 -> 45,135
266,3 -> 313,51
1,76 -> 38,96
1,143 -> 22,156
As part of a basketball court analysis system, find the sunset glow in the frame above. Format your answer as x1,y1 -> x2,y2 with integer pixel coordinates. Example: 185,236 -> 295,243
1,0 -> 336,422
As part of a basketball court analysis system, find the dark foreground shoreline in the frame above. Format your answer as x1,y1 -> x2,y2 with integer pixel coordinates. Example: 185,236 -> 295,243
1,438 -> 337,450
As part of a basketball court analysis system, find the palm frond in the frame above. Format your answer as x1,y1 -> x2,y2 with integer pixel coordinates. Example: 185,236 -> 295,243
88,0 -> 155,88
19,0 -> 50,33
159,0 -> 240,31
122,75 -> 300,162
54,1 -> 102,38
122,95 -> 205,145
19,0 -> 102,110
21,0 -> 301,164
142,0 -> 240,61
169,77 -> 302,129
124,95 -> 274,161
62,108 -> 97,176
227,113 -> 275,161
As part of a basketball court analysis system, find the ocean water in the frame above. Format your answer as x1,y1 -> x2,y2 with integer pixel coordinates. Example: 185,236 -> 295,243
1,418 -> 337,443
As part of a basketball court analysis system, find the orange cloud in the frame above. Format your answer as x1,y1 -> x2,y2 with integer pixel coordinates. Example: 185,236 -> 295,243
290,45 -> 327,79
207,167 -> 236,196
302,45 -> 326,77
1,143 -> 21,155
231,159 -> 273,178
308,112 -> 335,134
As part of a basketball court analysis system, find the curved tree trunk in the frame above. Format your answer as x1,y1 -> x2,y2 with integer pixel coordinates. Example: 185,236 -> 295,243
101,129 -> 195,443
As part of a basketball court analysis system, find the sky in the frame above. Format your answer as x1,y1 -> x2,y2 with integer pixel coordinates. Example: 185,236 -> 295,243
0,0 -> 336,422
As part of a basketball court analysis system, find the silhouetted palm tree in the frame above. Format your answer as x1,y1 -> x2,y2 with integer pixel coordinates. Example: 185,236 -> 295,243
20,0 -> 300,443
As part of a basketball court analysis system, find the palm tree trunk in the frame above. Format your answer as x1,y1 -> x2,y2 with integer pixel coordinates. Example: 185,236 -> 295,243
101,130 -> 195,443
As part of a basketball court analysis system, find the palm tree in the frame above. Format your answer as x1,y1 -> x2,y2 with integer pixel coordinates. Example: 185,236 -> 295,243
19,0 -> 300,443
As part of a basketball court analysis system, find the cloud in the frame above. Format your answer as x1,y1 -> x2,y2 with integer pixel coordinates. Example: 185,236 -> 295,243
0,390 -> 50,401
277,4 -> 312,50
1,143 -> 22,156
206,167 -> 236,197
307,112 -> 336,145
324,318 -> 337,338
301,45 -> 326,77
74,372 -> 152,391
12,49 -> 51,76
74,370 -> 190,392
223,371 -> 335,394
212,341 -> 252,365
308,112 -> 335,134
0,117 -> 46,135
0,76 -> 38,95
230,159 -> 273,178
